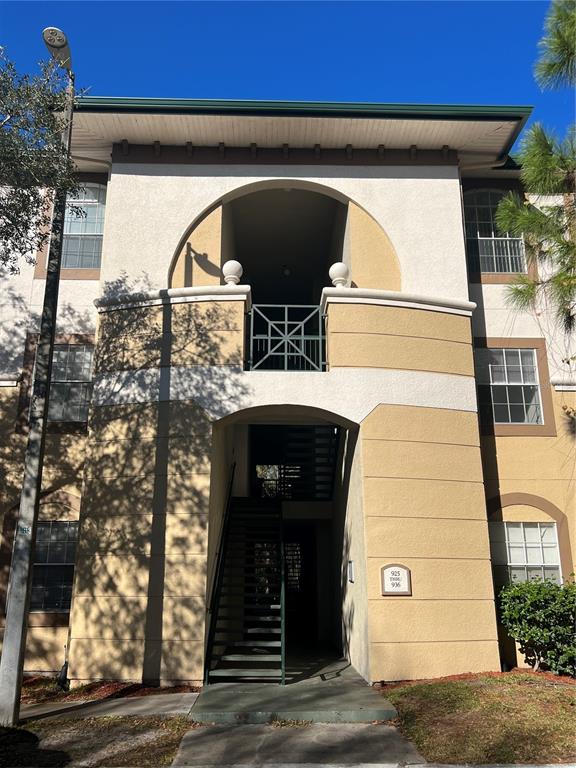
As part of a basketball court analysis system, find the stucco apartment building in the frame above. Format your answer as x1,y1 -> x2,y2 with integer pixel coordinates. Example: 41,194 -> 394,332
0,99 -> 574,687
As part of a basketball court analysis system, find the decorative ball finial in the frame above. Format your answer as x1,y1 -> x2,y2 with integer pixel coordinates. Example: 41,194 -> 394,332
329,262 -> 349,288
222,260 -> 243,285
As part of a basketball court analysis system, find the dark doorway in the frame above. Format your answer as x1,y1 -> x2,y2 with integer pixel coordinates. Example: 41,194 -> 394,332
284,521 -> 317,646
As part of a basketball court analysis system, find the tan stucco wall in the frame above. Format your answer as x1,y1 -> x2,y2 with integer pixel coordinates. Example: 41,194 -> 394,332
482,388 -> 576,669
326,303 -> 474,376
360,403 -> 500,681
343,202 -> 401,290
97,300 -> 245,373
68,298 -> 246,684
170,206 -> 223,288
68,398 -> 212,685
0,386 -> 87,673
339,431 -> 370,681
483,388 -> 576,577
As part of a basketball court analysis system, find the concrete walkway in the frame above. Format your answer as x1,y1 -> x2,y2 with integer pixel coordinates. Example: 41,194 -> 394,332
19,691 -> 199,722
172,723 -> 426,766
191,658 -> 396,724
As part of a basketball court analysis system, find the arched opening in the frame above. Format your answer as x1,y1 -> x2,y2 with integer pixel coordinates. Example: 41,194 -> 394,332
170,182 -> 400,372
205,405 -> 368,684
226,188 -> 347,305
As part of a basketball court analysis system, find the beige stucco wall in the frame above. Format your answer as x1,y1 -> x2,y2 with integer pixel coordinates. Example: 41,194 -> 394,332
0,385 -> 87,674
68,397 -> 212,684
101,165 -> 468,302
68,298 -> 246,684
170,206 -> 223,289
343,202 -> 401,290
361,403 -> 500,681
483,388 -> 576,577
326,303 -> 474,376
339,431 -> 370,681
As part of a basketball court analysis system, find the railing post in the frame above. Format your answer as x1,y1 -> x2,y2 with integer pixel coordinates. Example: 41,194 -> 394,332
280,509 -> 286,686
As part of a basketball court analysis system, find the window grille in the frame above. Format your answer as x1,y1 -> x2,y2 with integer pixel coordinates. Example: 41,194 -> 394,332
476,348 -> 543,424
464,190 -> 526,273
31,521 -> 79,611
490,521 -> 561,587
48,344 -> 94,422
62,183 -> 106,269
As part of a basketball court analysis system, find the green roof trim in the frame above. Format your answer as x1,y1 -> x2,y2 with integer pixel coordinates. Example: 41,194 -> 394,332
74,97 -> 532,160
75,96 -> 532,121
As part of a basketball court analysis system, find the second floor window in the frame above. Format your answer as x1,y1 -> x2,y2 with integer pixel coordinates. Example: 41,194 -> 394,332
62,183 -> 107,269
464,189 -> 526,274
476,347 -> 543,425
48,344 -> 94,422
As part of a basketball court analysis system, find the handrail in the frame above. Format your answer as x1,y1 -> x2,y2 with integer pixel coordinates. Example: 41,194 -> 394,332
279,506 -> 286,685
204,461 -> 236,684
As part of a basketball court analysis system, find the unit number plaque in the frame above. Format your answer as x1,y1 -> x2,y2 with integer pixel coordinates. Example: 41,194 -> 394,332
381,564 -> 412,596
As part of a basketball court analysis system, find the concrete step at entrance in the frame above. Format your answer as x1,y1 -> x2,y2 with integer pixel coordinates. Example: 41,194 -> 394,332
191,657 -> 397,725
207,668 -> 282,679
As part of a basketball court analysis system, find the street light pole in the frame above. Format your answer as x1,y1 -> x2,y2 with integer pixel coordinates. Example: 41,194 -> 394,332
0,28 -> 74,727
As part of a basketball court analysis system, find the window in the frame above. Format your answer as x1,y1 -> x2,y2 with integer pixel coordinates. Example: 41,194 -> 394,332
490,521 -> 561,588
30,521 -> 79,611
48,344 -> 94,422
476,348 -> 543,424
464,190 -> 526,273
62,183 -> 106,269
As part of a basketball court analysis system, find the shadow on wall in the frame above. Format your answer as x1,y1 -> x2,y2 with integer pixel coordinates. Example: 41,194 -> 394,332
0,294 -> 95,667
64,273 -> 250,684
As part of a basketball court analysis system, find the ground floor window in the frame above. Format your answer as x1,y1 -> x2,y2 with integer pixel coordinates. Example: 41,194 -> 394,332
490,521 -> 561,588
31,521 -> 79,611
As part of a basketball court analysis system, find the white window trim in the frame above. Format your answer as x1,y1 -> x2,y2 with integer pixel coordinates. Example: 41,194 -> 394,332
464,188 -> 527,274
503,522 -> 562,584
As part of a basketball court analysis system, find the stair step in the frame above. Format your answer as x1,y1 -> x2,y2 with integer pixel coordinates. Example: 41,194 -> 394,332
208,668 -> 282,678
215,609 -> 274,618
245,627 -> 281,634
219,654 -> 281,662
218,602 -> 281,610
213,640 -> 281,648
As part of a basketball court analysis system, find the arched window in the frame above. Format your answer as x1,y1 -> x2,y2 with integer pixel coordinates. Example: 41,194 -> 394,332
62,183 -> 107,269
464,189 -> 526,274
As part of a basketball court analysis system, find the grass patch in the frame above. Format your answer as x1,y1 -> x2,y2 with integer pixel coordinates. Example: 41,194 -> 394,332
21,675 -> 198,705
383,671 -> 576,764
0,715 -> 197,767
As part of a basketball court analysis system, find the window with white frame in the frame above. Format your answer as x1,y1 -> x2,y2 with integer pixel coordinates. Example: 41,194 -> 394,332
62,183 -> 106,269
464,189 -> 526,273
30,521 -> 79,611
47,344 -> 94,422
475,347 -> 543,424
490,521 -> 561,588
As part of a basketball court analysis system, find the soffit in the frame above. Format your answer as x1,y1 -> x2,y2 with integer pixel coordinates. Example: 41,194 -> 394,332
71,99 -> 531,170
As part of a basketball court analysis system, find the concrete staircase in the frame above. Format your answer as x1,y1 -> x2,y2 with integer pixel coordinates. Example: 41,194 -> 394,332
206,498 -> 285,684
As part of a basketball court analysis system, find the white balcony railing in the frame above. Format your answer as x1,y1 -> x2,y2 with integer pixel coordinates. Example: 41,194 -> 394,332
248,304 -> 325,371
468,237 -> 527,274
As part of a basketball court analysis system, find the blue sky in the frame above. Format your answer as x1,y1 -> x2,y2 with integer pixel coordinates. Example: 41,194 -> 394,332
1,1 -> 574,149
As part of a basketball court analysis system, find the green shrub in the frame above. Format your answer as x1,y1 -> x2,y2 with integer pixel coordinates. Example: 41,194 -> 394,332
499,577 -> 576,676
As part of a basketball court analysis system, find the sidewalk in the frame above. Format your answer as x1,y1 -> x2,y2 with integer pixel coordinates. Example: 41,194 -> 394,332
19,691 -> 199,722
172,723 -> 426,766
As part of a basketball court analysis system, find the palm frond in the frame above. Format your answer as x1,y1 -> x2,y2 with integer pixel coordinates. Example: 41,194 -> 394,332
535,0 -> 576,89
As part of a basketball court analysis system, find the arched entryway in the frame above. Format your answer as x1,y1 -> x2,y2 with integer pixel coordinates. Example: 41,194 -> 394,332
168,180 -> 400,297
205,405 -> 366,684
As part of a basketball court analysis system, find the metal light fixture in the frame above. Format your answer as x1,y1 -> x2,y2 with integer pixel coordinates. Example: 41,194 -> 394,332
42,27 -> 72,70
